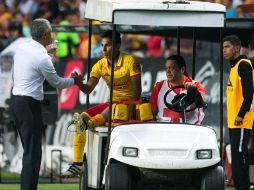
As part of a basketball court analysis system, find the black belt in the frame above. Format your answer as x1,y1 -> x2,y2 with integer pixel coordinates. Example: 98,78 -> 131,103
12,95 -> 41,103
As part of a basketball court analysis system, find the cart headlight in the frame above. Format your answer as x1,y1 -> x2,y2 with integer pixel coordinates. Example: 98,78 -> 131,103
122,147 -> 138,157
197,150 -> 212,159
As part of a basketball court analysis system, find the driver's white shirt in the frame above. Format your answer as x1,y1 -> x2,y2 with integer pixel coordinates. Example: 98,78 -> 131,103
155,80 -> 204,124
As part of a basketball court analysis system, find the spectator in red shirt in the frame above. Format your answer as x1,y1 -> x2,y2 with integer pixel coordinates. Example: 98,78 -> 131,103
146,35 -> 162,57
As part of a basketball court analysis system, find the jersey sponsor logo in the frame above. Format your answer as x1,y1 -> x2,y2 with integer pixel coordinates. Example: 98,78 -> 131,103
227,79 -> 233,92
227,79 -> 232,87
120,68 -> 126,76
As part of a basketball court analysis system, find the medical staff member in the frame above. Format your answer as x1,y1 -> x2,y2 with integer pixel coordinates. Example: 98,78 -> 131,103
223,35 -> 254,190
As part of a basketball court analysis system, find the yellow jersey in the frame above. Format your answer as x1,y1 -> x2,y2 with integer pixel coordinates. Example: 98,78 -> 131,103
90,53 -> 141,101
226,58 -> 254,129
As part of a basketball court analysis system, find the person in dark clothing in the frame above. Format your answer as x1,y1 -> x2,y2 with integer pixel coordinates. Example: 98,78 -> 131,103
33,0 -> 60,23
2,21 -> 23,49
248,37 -> 254,190
11,18 -> 82,190
223,35 -> 254,190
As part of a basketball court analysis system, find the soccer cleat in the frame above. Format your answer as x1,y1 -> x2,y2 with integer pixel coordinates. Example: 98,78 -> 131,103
80,112 -> 91,130
62,163 -> 84,177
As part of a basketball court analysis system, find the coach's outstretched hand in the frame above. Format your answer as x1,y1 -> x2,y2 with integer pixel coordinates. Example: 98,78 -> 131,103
71,72 -> 84,85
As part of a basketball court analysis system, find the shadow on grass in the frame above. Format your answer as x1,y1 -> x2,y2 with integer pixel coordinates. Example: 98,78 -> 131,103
1,172 -> 79,184
0,184 -> 79,190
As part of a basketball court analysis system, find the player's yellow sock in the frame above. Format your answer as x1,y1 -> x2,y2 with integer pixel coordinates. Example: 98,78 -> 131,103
88,114 -> 106,128
73,126 -> 86,163
72,113 -> 105,163
80,112 -> 92,122
73,112 -> 91,163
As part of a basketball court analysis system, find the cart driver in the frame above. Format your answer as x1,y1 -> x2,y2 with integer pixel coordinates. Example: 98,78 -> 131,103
149,54 -> 205,124
63,30 -> 142,177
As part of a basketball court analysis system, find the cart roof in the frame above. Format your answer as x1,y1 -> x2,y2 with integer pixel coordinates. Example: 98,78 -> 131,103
85,0 -> 225,27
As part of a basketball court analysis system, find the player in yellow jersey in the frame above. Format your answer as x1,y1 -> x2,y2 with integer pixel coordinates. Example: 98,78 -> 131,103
63,30 -> 141,177
223,35 -> 254,190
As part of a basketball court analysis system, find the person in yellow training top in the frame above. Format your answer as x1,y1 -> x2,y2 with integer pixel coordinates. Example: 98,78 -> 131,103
62,30 -> 141,177
248,36 -> 254,190
223,35 -> 254,190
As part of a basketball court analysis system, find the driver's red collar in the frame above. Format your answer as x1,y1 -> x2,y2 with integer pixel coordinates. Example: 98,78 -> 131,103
167,76 -> 192,93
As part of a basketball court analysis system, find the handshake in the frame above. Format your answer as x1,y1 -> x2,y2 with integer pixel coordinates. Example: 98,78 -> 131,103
71,72 -> 84,86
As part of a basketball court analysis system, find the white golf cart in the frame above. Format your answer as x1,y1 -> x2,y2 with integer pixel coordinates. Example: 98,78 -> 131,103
80,0 -> 226,190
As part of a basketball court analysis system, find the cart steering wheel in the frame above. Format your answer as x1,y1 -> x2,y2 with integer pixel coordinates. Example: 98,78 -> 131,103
163,85 -> 202,113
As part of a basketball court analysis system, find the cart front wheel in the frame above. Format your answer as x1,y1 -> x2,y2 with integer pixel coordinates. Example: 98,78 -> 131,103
200,165 -> 226,190
105,163 -> 132,190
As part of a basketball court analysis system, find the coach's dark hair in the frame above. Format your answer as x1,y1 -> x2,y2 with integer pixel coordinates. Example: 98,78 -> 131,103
223,35 -> 241,47
31,18 -> 51,40
101,30 -> 121,45
166,54 -> 188,76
